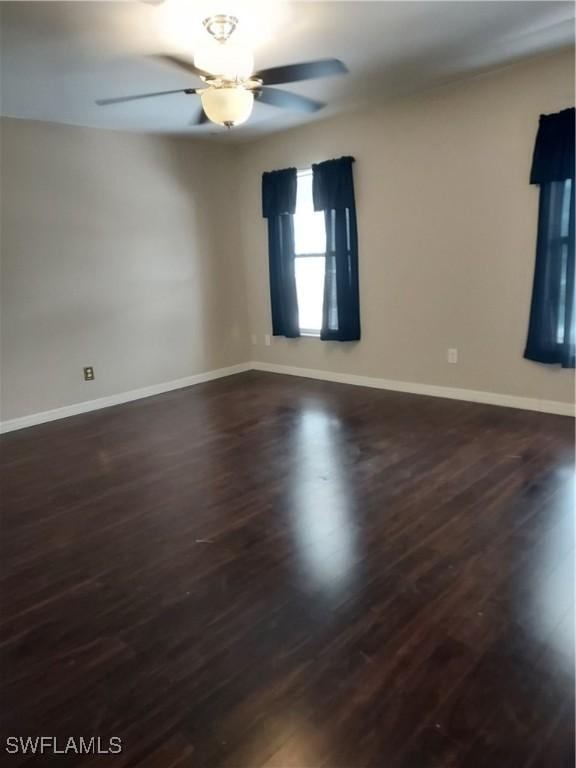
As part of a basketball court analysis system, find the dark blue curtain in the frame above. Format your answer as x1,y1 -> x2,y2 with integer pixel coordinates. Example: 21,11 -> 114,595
262,168 -> 300,338
313,157 -> 361,341
525,107 -> 575,368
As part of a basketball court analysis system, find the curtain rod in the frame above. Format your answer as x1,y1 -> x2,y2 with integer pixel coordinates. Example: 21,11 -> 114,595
296,157 -> 356,172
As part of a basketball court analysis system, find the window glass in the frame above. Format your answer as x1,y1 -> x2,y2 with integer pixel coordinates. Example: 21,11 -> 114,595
294,171 -> 326,256
294,170 -> 326,333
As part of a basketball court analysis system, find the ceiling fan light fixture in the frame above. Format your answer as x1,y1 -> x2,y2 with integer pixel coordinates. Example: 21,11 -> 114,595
194,41 -> 254,80
200,86 -> 254,127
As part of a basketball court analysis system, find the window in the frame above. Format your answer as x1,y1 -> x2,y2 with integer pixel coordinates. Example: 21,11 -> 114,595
525,107 -> 574,369
526,176 -> 575,364
556,178 -> 573,344
294,169 -> 326,335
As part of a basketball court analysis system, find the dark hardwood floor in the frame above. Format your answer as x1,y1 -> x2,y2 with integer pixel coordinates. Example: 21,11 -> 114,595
1,371 -> 574,767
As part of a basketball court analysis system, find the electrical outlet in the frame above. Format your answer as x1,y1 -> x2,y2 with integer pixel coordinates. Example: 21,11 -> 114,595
265,334 -> 271,347
447,348 -> 458,364
251,333 -> 257,346
83,366 -> 95,381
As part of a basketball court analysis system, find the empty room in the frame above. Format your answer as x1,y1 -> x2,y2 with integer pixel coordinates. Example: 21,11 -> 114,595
1,1 -> 574,765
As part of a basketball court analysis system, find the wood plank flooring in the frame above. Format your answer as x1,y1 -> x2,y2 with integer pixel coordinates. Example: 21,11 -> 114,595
1,371 -> 574,767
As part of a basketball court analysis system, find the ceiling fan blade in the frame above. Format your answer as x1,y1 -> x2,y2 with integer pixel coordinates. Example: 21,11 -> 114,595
255,59 -> 347,86
190,108 -> 209,126
96,88 -> 194,106
154,54 -> 212,80
258,88 -> 324,113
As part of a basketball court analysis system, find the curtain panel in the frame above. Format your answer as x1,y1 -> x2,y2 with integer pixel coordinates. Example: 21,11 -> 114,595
525,107 -> 575,368
312,156 -> 361,341
262,168 -> 300,338
530,108 -> 575,184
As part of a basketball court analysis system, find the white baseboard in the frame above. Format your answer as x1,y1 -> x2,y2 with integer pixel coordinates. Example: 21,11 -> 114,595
250,361 -> 575,417
2,359 -> 572,434
0,363 -> 251,434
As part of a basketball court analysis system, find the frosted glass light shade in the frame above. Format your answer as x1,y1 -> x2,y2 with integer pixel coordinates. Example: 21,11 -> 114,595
194,43 -> 254,80
200,87 -> 254,127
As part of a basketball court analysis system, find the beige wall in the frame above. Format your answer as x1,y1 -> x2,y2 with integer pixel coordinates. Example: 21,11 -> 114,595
0,118 -> 248,420
239,49 -> 575,405
1,50 -> 574,423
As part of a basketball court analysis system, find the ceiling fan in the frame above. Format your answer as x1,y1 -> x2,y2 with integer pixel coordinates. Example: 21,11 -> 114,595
96,13 -> 348,128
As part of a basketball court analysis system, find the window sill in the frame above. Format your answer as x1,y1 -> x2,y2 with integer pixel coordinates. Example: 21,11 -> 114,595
299,330 -> 321,338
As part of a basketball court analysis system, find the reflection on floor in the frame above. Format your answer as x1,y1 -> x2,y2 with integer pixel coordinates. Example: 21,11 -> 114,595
1,371 -> 574,767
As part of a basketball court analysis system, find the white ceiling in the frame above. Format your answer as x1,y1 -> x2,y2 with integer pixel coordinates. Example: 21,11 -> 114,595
1,1 -> 574,142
